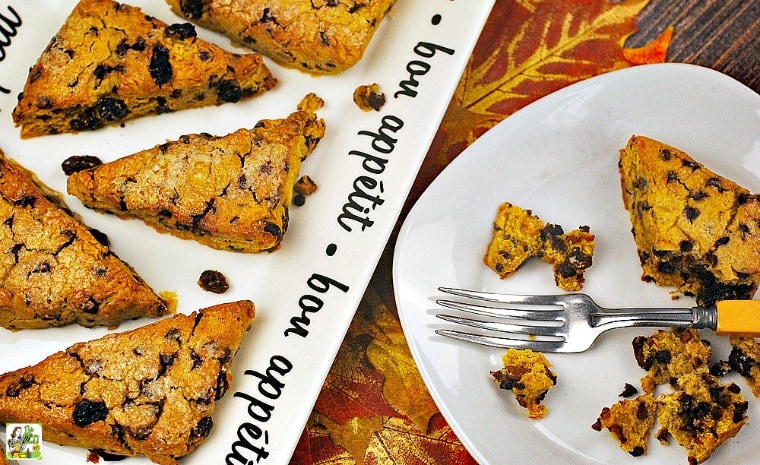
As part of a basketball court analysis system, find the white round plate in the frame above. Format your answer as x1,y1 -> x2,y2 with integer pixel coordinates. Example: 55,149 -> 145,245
393,63 -> 760,465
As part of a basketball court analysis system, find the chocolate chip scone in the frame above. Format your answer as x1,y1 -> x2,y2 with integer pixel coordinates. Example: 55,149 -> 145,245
491,348 -> 557,419
0,152 -> 168,330
12,0 -> 276,139
619,135 -> 760,306
66,95 -> 325,253
166,0 -> 396,74
0,300 -> 255,465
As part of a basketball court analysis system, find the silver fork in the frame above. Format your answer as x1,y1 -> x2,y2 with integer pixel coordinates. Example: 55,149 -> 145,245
434,287 -> 719,353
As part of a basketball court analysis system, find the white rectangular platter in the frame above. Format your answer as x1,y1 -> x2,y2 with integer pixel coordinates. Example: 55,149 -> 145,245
0,1 -> 495,463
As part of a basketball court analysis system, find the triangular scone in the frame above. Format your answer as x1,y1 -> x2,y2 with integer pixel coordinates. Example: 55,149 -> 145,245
0,153 -> 168,330
619,135 -> 760,306
12,0 -> 276,138
166,0 -> 397,74
67,95 -> 326,253
0,300 -> 255,465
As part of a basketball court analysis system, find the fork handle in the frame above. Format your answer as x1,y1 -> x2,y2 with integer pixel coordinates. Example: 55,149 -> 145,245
716,300 -> 760,336
595,307 -> 715,330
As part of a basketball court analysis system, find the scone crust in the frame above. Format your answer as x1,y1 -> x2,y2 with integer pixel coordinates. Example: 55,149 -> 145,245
0,300 -> 255,465
12,0 -> 276,138
0,154 -> 167,330
166,0 -> 397,74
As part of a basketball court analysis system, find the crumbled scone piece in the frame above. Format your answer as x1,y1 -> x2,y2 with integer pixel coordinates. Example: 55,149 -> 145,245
12,0 -> 275,138
596,328 -> 749,464
0,300 -> 255,465
592,393 -> 658,457
632,328 -> 712,390
484,202 -> 594,290
484,202 -> 545,278
537,224 -> 595,291
656,373 -> 748,465
727,336 -> 760,397
67,98 -> 325,253
491,348 -> 556,419
619,135 -> 760,306
166,0 -> 397,74
353,83 -> 386,111
0,152 -> 168,330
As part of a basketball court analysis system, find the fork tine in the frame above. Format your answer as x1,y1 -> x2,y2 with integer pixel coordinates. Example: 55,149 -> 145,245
436,298 -> 561,321
436,314 -> 563,337
438,287 -> 565,306
435,329 -> 565,352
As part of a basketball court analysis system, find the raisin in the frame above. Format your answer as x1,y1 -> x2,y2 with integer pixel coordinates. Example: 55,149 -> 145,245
629,446 -> 645,457
180,0 -> 205,19
191,416 -> 213,439
215,80 -> 243,103
70,107 -> 103,131
292,193 -> 305,206
264,221 -> 282,239
36,96 -> 51,109
215,371 -> 230,400
165,23 -> 197,40
679,240 -> 694,252
164,327 -> 182,342
73,399 -> 108,427
4,374 -> 34,397
62,155 -> 103,175
198,269 -> 229,294
149,45 -> 172,86
714,236 -> 731,247
14,195 -> 37,208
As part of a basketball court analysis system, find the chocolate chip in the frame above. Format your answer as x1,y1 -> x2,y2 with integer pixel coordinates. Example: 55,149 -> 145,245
684,206 -> 700,222
619,383 -> 638,398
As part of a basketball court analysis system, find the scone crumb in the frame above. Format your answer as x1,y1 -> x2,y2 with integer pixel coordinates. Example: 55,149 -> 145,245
484,202 -> 595,290
298,92 -> 324,112
491,348 -> 556,419
353,83 -> 386,111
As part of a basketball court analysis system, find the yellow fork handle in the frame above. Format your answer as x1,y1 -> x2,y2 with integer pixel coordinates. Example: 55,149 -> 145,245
716,300 -> 760,337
